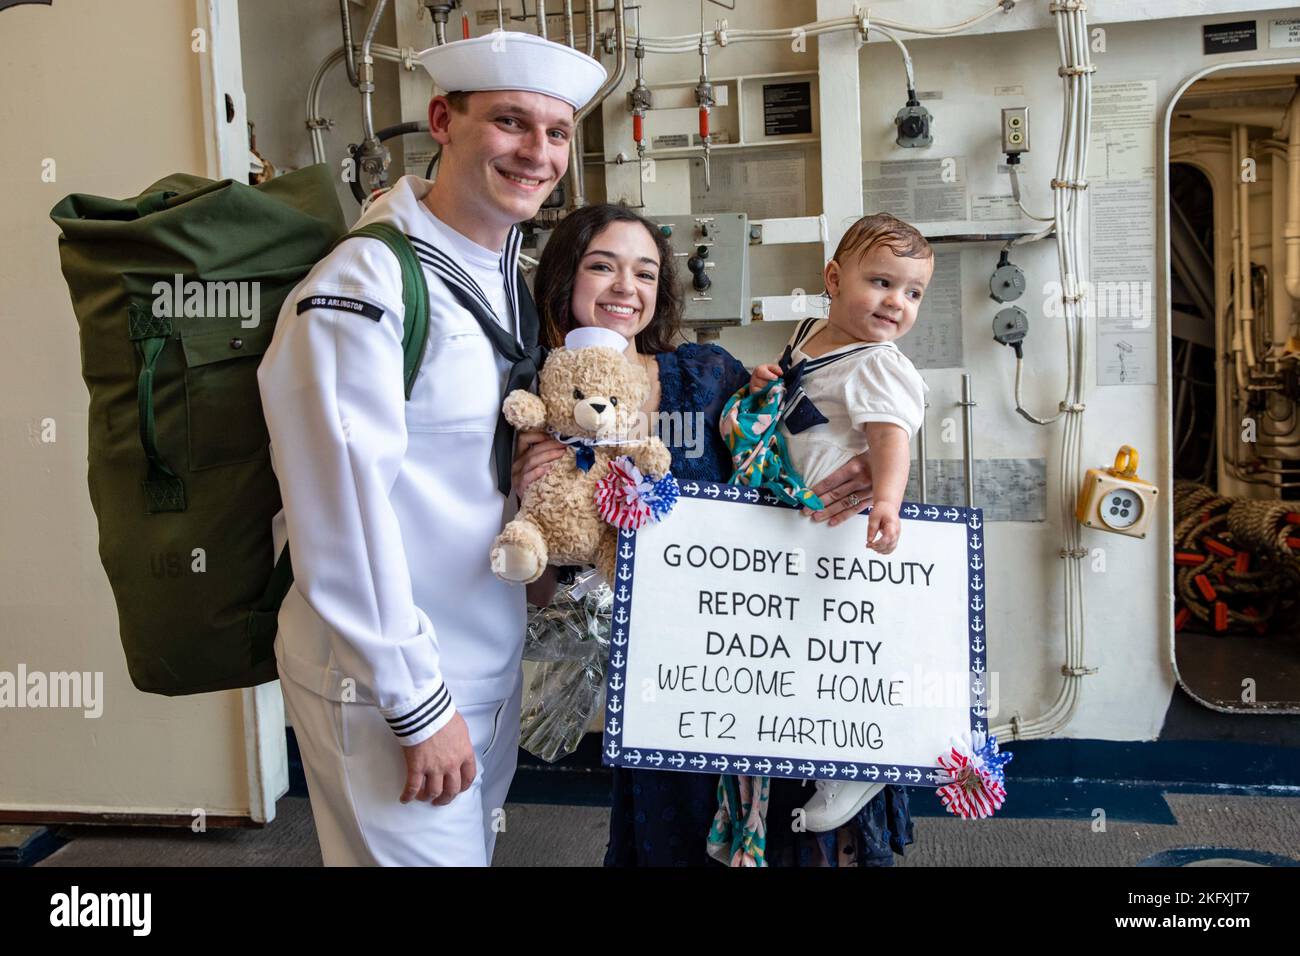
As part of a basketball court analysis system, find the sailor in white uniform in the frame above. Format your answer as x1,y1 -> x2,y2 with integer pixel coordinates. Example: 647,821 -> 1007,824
256,32 -> 605,866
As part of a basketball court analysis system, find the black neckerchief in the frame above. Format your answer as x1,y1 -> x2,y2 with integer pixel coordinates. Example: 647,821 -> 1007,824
777,318 -> 887,434
409,227 -> 544,495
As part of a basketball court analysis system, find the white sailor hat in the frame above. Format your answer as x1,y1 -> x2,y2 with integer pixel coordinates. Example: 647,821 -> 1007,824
416,32 -> 607,111
565,326 -> 628,352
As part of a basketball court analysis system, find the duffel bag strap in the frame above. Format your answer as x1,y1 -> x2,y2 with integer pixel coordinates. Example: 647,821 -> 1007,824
128,301 -> 186,514
334,222 -> 431,397
246,542 -> 294,651
250,224 -> 431,627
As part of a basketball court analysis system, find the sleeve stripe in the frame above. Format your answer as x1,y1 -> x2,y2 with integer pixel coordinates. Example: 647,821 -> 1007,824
390,693 -> 454,738
386,684 -> 451,731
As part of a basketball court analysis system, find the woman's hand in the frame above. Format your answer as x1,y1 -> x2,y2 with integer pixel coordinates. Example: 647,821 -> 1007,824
512,430 -> 567,499
805,453 -> 874,527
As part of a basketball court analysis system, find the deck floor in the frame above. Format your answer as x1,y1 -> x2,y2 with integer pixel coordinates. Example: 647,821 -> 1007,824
24,790 -> 1300,868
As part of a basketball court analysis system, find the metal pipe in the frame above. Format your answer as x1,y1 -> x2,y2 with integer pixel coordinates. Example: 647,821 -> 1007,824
1231,127 -> 1247,392
1214,311 -> 1300,484
1281,91 -> 1300,301
916,404 -> 928,504
696,2 -> 712,190
1220,303 -> 1242,485
339,0 -> 359,87
497,1 -> 506,31
435,18 -> 447,45
571,126 -> 586,207
358,0 -> 390,146
585,0 -> 597,54
536,0 -> 548,38
307,47 -> 349,164
361,2 -> 387,63
563,0 -> 576,46
960,374 -> 976,507
372,41 -> 413,60
308,41 -> 421,166
629,11 -> 647,192
567,0 -> 626,211
1237,125 -> 1258,370
308,39 -> 419,167
1255,265 -> 1272,354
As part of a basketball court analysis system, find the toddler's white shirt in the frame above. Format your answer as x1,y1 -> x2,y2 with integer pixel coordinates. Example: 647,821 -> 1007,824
782,318 -> 929,486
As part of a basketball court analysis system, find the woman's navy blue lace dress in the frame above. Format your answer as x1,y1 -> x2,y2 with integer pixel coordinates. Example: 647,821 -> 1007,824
602,343 -> 915,867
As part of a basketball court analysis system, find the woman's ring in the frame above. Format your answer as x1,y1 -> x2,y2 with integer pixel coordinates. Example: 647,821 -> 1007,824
846,493 -> 861,508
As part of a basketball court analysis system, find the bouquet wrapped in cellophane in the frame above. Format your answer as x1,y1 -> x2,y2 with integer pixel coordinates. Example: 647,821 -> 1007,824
519,569 -> 611,762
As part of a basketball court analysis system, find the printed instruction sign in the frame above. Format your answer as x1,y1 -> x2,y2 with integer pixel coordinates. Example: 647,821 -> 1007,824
898,249 -> 962,369
1203,20 -> 1258,55
1271,18 -> 1300,47
763,82 -> 813,136
1087,80 -> 1158,386
863,158 -> 968,223
602,483 -> 989,786
1086,79 -> 1157,181
691,148 -> 807,219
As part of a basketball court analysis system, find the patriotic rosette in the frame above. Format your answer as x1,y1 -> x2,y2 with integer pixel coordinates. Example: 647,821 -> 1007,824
595,455 -> 678,530
934,731 -> 1012,820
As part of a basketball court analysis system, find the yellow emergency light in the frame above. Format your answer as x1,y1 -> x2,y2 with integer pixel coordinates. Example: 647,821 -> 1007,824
1076,444 -> 1158,538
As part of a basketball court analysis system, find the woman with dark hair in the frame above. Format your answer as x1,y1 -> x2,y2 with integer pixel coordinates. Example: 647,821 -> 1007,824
514,202 -> 909,867
534,203 -> 685,355
519,201 -> 749,866
528,203 -> 747,499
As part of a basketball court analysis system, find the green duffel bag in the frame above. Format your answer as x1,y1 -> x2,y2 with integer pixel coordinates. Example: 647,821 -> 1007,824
50,166 -> 430,695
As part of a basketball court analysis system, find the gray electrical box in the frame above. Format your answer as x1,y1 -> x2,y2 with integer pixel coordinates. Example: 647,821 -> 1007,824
651,213 -> 751,328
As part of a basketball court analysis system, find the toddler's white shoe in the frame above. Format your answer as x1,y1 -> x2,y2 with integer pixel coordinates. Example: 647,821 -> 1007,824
801,780 -> 885,832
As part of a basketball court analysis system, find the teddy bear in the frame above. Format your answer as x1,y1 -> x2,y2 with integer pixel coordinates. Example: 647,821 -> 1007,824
490,327 -> 673,585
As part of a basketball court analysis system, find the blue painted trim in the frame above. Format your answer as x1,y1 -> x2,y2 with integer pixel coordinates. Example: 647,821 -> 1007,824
0,827 -> 67,868
512,732 -> 1300,819
1137,846 -> 1300,867
601,483 -> 989,787
1002,738 -> 1300,789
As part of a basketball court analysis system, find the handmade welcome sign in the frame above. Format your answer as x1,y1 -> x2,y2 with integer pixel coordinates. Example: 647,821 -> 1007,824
601,481 -> 992,788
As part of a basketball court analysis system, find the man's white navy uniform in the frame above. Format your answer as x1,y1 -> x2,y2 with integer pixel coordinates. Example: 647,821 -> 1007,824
257,32 -> 604,867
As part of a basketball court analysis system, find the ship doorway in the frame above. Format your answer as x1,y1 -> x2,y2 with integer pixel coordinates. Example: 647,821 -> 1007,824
1164,64 -> 1300,713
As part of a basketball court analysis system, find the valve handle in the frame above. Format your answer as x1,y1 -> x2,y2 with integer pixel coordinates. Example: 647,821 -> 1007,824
699,107 -> 710,139
633,113 -> 643,146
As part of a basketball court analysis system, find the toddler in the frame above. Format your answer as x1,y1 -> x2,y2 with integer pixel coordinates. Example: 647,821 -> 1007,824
750,212 -> 933,832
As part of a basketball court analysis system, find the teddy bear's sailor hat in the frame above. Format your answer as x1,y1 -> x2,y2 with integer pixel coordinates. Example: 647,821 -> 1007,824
565,327 -> 628,352
416,32 -> 607,111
